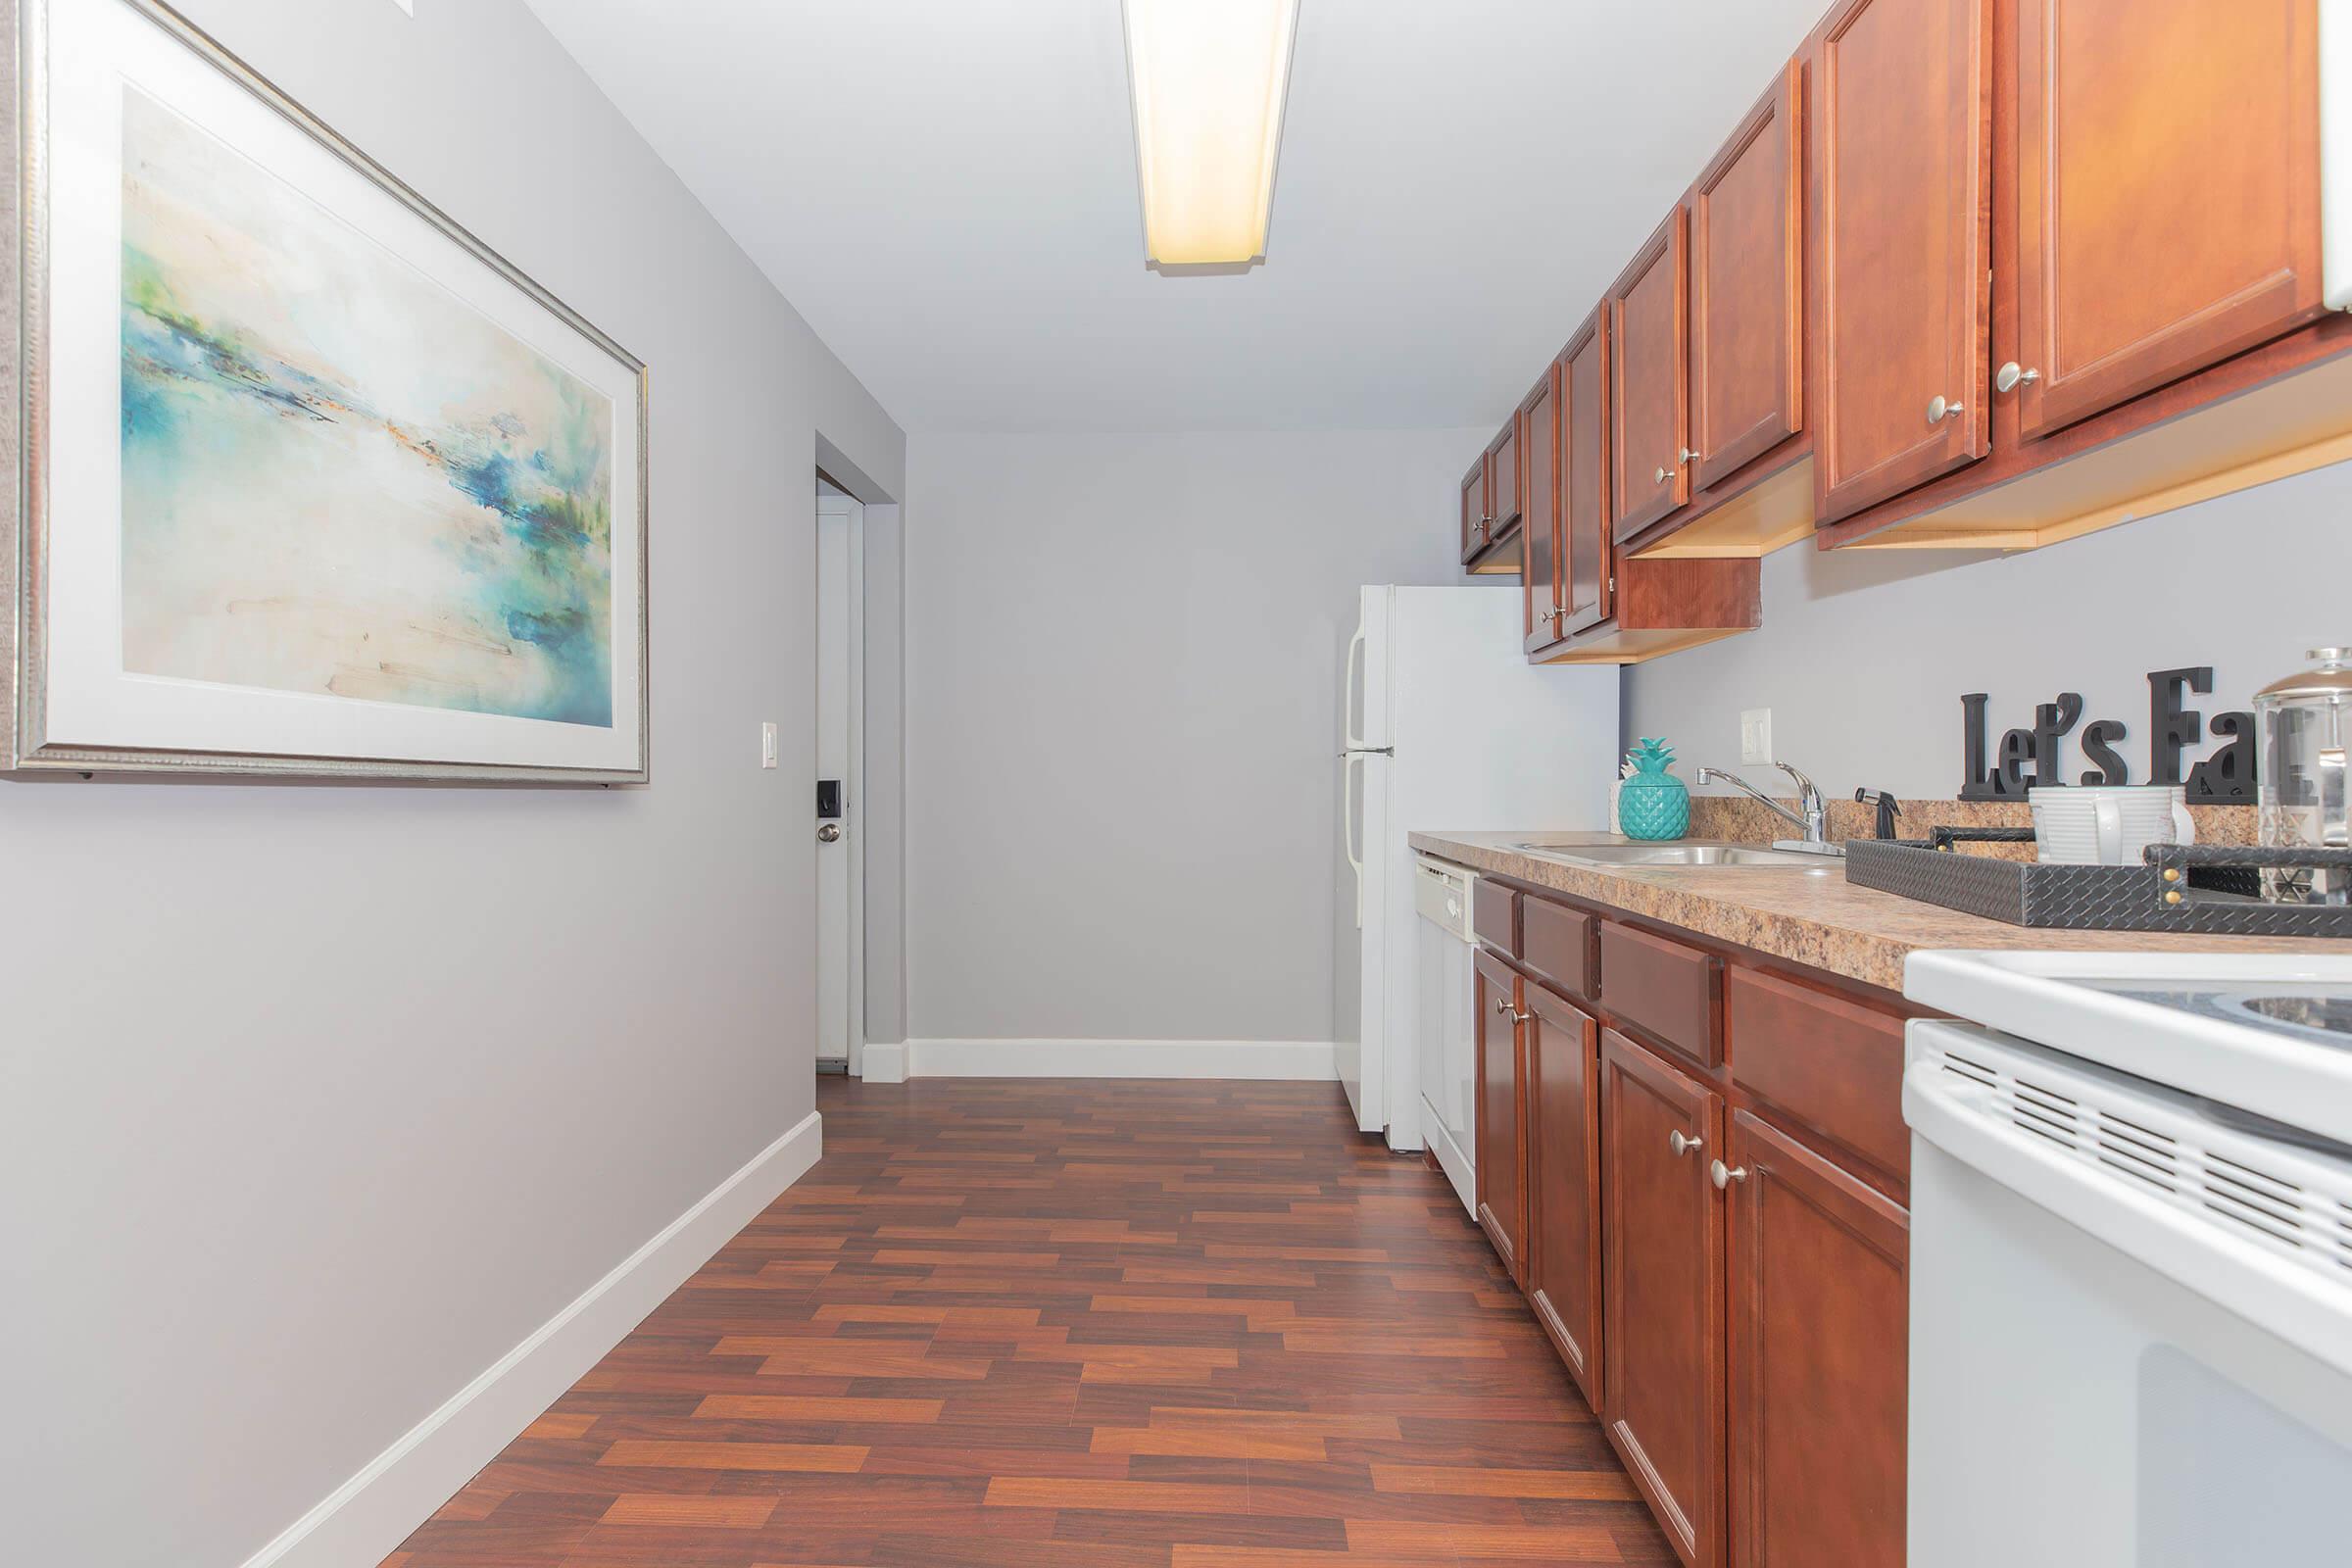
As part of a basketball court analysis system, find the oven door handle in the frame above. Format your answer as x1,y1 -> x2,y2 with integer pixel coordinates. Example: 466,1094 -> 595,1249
1905,1061 -> 2352,1379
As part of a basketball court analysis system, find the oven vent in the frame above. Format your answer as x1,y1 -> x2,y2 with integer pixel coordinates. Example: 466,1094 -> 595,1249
1921,1032 -> 2352,1297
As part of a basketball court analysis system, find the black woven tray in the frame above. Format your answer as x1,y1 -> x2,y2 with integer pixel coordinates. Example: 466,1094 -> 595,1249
1842,828 -> 2352,936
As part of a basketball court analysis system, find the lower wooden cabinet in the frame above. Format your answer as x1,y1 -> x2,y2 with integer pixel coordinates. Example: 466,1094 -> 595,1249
1526,985 -> 1603,1405
1601,1027 -> 1726,1568
1476,897 -> 1914,1568
1725,1109 -> 1909,1568
1473,947 -> 1528,1282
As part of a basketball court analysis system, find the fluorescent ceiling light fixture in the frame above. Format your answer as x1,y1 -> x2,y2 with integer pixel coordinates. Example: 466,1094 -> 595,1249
1122,0 -> 1301,268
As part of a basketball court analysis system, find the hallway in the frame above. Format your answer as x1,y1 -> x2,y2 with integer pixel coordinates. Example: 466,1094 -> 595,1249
384,1076 -> 1672,1565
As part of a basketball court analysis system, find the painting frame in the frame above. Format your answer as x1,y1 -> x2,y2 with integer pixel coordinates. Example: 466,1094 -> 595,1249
1,0 -> 652,782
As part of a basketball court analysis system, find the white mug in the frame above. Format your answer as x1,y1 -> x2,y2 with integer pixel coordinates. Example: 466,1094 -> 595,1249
2029,785 -> 2195,865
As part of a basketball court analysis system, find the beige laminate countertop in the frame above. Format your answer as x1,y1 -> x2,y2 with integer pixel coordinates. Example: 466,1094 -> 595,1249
1408,830 -> 2348,996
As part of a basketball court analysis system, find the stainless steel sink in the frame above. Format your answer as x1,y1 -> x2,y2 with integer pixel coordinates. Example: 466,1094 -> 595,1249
1511,840 -> 1841,871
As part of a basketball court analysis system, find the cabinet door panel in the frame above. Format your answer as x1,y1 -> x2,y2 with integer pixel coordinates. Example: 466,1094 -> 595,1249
1560,313 -> 1614,634
1814,0 -> 1989,522
1601,1028 -> 1723,1568
1612,209 -> 1691,539
2013,0 -> 2322,439
1491,420 -> 1523,537
1528,986 -> 1602,1408
1521,368 -> 1564,654
1473,949 -> 1526,1282
1726,1110 -> 1907,1568
1459,459 -> 1490,564
1691,64 -> 1804,489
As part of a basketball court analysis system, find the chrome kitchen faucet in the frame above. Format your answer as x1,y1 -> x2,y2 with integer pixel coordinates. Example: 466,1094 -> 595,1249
1694,762 -> 1840,857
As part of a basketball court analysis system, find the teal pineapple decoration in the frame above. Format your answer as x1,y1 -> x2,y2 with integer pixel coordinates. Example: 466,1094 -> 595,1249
1618,737 -> 1690,842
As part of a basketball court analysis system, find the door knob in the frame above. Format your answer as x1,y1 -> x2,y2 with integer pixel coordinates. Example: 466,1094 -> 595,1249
816,822 -> 842,843
1668,1129 -> 1702,1156
1710,1158 -> 1748,1190
1927,395 -> 1965,422
1994,362 -> 2041,393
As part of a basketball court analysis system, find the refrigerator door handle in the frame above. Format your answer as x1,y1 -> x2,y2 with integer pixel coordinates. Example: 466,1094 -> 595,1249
1342,622 -> 1368,752
1343,751 -> 1366,928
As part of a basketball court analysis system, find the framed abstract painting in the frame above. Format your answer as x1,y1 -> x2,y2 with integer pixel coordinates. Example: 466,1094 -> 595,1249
2,0 -> 650,780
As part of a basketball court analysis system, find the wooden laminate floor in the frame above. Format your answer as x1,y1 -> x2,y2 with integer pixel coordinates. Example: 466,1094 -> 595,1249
384,1075 -> 1671,1567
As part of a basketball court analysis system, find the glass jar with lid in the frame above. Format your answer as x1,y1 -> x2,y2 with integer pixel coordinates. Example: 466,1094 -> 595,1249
2253,647 -> 2351,905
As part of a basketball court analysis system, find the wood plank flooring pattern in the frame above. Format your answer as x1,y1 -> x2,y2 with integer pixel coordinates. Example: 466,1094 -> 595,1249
384,1077 -> 1673,1567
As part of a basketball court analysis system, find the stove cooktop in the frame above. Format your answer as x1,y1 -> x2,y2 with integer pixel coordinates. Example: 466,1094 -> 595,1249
2072,980 -> 2352,1048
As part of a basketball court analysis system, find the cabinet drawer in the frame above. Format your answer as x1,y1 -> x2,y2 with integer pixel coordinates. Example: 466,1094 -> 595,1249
1521,896 -> 1596,1003
1472,879 -> 1519,956
1599,921 -> 1721,1066
1727,967 -> 1908,1186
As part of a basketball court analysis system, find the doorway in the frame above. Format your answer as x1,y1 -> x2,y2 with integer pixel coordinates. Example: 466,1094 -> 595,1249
815,478 -> 863,1077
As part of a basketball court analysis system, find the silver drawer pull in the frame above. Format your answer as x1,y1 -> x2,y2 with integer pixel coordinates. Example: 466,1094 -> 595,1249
1710,1158 -> 1749,1190
1668,1129 -> 1702,1156
1927,395 -> 1965,422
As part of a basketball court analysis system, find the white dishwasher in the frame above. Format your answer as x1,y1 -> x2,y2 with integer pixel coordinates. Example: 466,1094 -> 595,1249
1413,856 -> 1479,1216
1901,952 -> 2352,1568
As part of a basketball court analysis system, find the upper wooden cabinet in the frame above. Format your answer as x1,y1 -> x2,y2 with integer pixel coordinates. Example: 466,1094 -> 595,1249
1521,365 -> 1564,655
1690,63 -> 1806,491
1462,420 -> 1524,574
1812,0 -> 1990,523
1559,313 -> 1614,637
1490,418 -> 1524,539
1458,459 -> 1489,564
1611,209 -> 1693,539
2010,0 -> 2324,440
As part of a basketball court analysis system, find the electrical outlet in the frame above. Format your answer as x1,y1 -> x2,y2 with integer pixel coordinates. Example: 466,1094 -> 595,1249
1740,709 -> 1773,766
760,722 -> 778,769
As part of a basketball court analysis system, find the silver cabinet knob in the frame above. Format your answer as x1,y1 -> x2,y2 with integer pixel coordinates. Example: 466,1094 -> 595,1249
1653,466 -> 1672,484
1994,362 -> 2042,393
1927,395 -> 1965,422
816,822 -> 842,843
1494,997 -> 1534,1024
1678,447 -> 1700,464
1668,1129 -> 1702,1157
1710,1158 -> 1749,1190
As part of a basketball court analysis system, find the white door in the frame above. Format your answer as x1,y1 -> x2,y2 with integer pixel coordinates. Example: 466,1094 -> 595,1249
815,488 -> 861,1070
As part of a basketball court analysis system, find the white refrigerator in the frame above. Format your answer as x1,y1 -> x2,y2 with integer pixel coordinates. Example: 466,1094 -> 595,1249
1334,585 -> 1619,1153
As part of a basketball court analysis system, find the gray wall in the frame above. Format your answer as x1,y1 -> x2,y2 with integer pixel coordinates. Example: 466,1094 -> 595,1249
861,501 -> 910,1047
904,427 -> 1490,1045
1625,461 -> 2352,802
2,3 -> 903,1564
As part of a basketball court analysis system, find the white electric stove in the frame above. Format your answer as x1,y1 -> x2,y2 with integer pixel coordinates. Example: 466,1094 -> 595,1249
1900,950 -> 2352,1568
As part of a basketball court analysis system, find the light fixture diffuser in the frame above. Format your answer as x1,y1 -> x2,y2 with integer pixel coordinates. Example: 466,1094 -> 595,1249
1121,0 -> 1301,268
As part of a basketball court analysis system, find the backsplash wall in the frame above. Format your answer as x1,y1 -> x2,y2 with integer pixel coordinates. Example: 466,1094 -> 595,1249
1622,457 -> 2352,805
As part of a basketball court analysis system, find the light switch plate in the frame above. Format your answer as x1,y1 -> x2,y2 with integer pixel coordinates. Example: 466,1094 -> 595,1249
1740,709 -> 1773,765
760,722 -> 778,769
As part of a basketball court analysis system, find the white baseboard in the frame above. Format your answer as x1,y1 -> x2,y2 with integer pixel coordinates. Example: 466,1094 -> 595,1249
240,1108 -> 824,1568
859,1040 -> 909,1083
900,1038 -> 1338,1080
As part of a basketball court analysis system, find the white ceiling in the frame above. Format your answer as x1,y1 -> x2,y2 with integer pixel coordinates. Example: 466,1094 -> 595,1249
524,0 -> 1824,435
